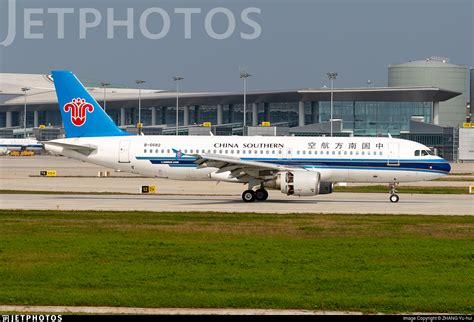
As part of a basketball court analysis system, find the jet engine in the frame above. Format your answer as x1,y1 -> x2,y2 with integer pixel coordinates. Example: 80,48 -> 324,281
264,171 -> 333,196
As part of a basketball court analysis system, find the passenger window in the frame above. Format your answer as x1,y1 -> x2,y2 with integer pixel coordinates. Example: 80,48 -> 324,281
350,151 -> 353,155
332,151 -> 335,155
219,150 -> 222,154
266,150 -> 269,154
326,151 -> 330,155
260,150 -> 264,154
338,151 -> 341,155
302,150 -> 306,155
379,151 -> 383,156
254,150 -> 258,154
144,149 -> 147,153
272,150 -> 275,154
344,151 -> 347,155
167,149 -> 170,153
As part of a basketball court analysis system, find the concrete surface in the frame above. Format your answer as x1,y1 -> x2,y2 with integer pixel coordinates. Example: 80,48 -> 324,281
1,193 -> 472,215
0,155 -> 472,215
1,155 -> 473,193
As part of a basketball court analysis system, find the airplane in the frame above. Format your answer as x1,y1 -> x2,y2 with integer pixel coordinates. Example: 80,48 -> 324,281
44,71 -> 451,203
0,138 -> 43,155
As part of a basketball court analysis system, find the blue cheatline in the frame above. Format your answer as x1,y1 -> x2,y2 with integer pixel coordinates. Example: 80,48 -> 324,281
135,156 -> 450,174
51,71 -> 131,138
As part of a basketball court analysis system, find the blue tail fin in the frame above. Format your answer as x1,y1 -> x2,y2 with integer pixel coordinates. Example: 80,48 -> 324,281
52,70 -> 130,138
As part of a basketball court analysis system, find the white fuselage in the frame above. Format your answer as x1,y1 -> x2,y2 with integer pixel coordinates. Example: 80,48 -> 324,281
0,138 -> 43,153
44,135 -> 450,184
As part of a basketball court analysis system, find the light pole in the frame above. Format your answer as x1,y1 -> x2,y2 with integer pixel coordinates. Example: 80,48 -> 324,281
173,76 -> 184,136
240,70 -> 251,135
21,87 -> 30,138
327,72 -> 337,137
101,82 -> 110,112
135,80 -> 146,135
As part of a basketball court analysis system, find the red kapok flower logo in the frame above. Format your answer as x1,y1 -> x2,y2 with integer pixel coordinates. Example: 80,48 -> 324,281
63,98 -> 94,127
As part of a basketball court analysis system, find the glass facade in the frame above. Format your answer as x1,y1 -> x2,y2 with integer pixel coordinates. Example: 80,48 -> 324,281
265,102 -> 299,127
0,100 -> 433,137
316,101 -> 432,136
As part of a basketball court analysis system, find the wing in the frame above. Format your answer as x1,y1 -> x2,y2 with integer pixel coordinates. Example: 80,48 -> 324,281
193,153 -> 298,183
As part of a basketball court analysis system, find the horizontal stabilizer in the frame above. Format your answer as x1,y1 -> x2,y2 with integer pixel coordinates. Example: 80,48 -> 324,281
43,141 -> 97,155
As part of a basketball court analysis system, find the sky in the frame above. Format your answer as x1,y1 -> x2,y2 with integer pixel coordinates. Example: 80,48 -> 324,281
0,0 -> 472,92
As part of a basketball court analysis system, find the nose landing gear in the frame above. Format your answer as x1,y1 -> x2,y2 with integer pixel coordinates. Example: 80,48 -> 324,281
389,183 -> 399,203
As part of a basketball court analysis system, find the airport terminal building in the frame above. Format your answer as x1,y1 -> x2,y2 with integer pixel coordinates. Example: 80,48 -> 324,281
0,58 -> 470,160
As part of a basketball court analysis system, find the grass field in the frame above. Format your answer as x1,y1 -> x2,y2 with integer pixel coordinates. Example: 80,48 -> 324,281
0,210 -> 472,313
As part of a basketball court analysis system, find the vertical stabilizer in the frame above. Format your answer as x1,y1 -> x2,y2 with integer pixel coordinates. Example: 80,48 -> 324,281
52,70 -> 130,138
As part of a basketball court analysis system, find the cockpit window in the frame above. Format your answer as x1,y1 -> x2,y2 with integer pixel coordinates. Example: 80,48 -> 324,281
415,149 -> 435,156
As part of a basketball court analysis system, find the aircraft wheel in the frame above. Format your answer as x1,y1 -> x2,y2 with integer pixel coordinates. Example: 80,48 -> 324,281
390,194 -> 399,203
242,190 -> 256,202
255,189 -> 269,201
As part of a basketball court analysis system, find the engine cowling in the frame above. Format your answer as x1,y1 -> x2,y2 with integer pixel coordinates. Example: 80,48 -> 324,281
282,171 -> 319,196
264,171 -> 333,196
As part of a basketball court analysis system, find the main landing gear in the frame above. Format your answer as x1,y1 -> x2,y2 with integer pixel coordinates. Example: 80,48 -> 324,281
389,183 -> 399,203
242,188 -> 269,202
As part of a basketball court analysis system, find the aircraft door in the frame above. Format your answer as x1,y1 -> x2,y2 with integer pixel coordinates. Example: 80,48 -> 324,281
387,142 -> 400,166
118,140 -> 130,163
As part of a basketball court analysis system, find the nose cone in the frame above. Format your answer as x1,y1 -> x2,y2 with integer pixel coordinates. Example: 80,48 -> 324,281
444,160 -> 451,174
436,159 -> 451,174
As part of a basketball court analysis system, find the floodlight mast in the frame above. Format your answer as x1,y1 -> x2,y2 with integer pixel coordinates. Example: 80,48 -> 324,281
240,70 -> 251,135
135,80 -> 146,135
21,87 -> 30,138
173,76 -> 184,136
326,72 -> 338,137
101,82 -> 110,112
